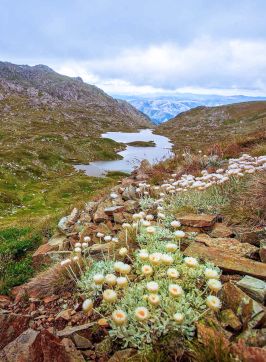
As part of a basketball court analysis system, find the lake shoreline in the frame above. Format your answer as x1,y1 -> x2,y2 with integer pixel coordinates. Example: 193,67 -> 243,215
75,129 -> 173,177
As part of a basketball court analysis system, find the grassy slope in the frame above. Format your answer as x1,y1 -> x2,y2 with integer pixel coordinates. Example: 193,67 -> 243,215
0,85 -> 142,292
156,101 -> 266,156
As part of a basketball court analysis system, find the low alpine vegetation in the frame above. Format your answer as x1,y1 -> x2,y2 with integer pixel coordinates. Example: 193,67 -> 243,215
75,217 -> 222,351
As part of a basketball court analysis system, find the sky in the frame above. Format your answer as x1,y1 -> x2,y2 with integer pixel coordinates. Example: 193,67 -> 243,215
1,0 -> 266,96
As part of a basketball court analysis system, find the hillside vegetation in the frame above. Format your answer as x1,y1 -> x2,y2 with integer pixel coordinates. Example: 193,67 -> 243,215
0,62 -> 151,229
156,101 -> 266,157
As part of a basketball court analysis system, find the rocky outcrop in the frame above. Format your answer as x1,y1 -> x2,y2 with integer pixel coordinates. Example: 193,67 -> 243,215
0,61 -> 152,130
184,243 -> 266,279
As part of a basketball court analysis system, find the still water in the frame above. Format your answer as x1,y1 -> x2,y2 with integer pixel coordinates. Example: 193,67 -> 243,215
75,129 -> 173,176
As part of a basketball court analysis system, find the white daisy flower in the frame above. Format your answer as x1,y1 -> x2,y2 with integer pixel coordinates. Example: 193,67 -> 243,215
206,295 -> 222,311
135,306 -> 150,321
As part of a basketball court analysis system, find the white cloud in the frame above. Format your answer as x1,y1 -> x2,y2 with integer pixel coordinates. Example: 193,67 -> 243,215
53,38 -> 266,96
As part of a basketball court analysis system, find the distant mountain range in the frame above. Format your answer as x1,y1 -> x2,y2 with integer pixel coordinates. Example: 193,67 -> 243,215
119,94 -> 266,124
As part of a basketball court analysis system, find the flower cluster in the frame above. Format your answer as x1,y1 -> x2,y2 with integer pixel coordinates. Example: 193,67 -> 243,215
78,218 -> 222,349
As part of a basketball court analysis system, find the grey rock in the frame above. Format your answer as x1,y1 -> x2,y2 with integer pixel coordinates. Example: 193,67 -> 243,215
56,322 -> 95,338
104,205 -> 124,215
237,276 -> 266,304
72,334 -> 93,349
58,216 -> 69,233
122,185 -> 137,201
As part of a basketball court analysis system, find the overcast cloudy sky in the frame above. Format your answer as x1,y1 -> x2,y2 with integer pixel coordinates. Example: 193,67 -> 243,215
1,0 -> 266,96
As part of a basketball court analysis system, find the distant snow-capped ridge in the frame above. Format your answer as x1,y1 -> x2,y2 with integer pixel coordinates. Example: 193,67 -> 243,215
119,94 -> 266,124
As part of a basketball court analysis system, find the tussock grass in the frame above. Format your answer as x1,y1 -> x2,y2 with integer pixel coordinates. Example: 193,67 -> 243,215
222,172 -> 266,226
166,177 -> 243,216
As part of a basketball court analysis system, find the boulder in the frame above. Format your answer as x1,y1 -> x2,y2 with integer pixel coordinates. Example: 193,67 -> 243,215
0,313 -> 30,349
67,208 -> 80,225
3,328 -> 39,362
238,228 -> 266,246
236,276 -> 266,304
72,333 -> 93,349
48,234 -> 67,249
58,208 -> 79,233
122,185 -> 137,201
61,338 -> 85,362
195,234 -> 258,258
178,214 -> 217,228
210,223 -> 234,238
32,243 -> 57,266
184,243 -> 266,279
104,205 -> 125,215
32,329 -> 85,362
123,200 -> 139,213
222,282 -> 265,328
93,202 -> 110,223
58,216 -> 69,233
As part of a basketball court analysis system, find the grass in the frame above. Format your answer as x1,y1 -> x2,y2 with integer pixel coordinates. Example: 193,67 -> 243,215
0,227 -> 41,294
0,89 -> 140,292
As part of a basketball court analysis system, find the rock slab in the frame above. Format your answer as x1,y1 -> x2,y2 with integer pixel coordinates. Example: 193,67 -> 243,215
184,243 -> 266,279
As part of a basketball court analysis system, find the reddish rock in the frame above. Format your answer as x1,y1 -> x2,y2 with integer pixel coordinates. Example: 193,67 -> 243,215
55,309 -> 72,321
2,328 -> 85,362
43,295 -> 59,304
2,328 -> 39,361
184,243 -> 266,279
195,234 -> 258,258
32,243 -> 55,266
178,214 -> 217,228
0,313 -> 30,349
210,223 -> 234,238
196,322 -> 230,358
238,228 -> 266,246
113,212 -> 126,224
222,282 -> 265,328
61,338 -> 85,361
232,340 -> 266,362
0,295 -> 11,308
93,202 -> 110,223
32,330 -> 84,362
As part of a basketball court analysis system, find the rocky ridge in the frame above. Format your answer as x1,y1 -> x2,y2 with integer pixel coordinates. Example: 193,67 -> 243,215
0,61 -> 152,130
